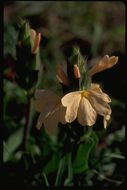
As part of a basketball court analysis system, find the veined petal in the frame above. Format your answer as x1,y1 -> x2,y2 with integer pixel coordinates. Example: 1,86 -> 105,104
89,90 -> 111,103
77,97 -> 97,126
59,105 -> 67,124
44,107 -> 60,135
44,105 -> 67,135
36,102 -> 61,129
62,91 -> 81,107
88,95 -> 111,117
35,89 -> 60,112
36,107 -> 51,129
90,83 -> 102,93
61,91 -> 81,123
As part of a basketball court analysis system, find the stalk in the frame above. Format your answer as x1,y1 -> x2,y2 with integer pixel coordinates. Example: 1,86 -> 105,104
22,94 -> 34,151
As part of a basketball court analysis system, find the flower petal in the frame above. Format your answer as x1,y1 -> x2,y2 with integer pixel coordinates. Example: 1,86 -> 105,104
90,83 -> 102,93
36,107 -> 51,129
103,115 -> 111,129
88,95 -> 111,117
37,103 -> 66,132
88,55 -> 118,76
44,107 -> 60,135
89,90 -> 111,103
77,97 -> 97,126
59,105 -> 67,124
35,89 -> 60,112
61,91 -> 81,123
56,64 -> 70,85
36,101 -> 60,129
109,56 -> 119,66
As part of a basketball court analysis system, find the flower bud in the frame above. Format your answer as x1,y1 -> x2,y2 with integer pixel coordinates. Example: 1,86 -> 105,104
31,32 -> 41,54
74,64 -> 80,79
15,18 -> 41,90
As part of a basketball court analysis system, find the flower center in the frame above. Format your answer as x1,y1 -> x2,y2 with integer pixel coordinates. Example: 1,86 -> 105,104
81,91 -> 89,98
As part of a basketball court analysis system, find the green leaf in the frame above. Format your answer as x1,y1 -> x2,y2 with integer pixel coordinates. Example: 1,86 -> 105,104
73,132 -> 98,174
55,156 -> 66,186
64,152 -> 73,186
43,152 -> 61,174
104,153 -> 125,160
90,130 -> 98,152
3,127 -> 23,162
42,172 -> 50,186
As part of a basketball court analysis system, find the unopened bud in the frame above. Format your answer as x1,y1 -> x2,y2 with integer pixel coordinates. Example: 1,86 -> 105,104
30,29 -> 36,40
74,64 -> 80,79
32,33 -> 41,54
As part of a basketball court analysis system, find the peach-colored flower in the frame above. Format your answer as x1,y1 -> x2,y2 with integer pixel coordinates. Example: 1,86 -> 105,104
61,83 -> 111,128
88,55 -> 118,76
35,90 -> 66,135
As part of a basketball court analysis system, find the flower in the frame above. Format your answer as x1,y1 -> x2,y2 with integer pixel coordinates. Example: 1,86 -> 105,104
88,55 -> 118,76
35,89 -> 66,135
61,83 -> 111,128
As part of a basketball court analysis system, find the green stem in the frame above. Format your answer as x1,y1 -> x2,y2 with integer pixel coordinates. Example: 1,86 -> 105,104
68,152 -> 73,181
42,172 -> 50,186
64,152 -> 73,186
22,95 -> 34,151
22,45 -> 42,151
35,50 -> 43,89
55,156 -> 66,186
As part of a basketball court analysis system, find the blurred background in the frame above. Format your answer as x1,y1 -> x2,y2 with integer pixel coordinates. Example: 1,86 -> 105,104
4,1 -> 126,188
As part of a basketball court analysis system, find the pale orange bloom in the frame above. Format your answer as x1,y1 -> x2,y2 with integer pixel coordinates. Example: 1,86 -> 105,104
35,90 -> 66,135
88,55 -> 118,76
61,84 -> 111,128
